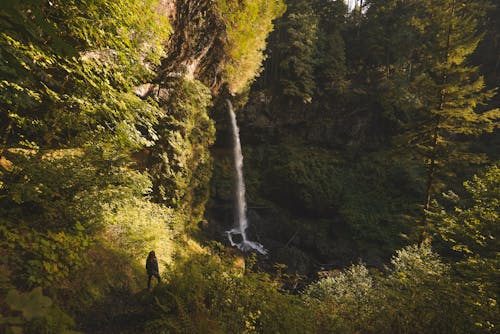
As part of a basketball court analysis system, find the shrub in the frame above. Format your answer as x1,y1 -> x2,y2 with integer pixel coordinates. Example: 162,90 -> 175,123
102,197 -> 180,273
0,270 -> 76,334
302,244 -> 487,334
145,248 -> 313,333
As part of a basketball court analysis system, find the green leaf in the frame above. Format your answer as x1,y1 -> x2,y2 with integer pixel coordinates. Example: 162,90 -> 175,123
5,287 -> 52,320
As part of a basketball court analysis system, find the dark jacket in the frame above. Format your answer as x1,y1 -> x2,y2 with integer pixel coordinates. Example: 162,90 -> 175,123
146,253 -> 159,275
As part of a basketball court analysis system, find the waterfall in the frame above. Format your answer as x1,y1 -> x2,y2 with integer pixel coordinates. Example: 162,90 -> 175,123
226,100 -> 267,255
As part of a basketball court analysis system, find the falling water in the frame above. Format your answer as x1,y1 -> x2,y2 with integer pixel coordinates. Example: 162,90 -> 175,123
226,100 -> 267,255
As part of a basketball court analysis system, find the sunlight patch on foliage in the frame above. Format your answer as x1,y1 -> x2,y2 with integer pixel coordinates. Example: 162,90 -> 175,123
215,0 -> 285,93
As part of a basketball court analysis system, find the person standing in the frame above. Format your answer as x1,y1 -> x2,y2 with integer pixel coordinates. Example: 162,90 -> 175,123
146,250 -> 160,289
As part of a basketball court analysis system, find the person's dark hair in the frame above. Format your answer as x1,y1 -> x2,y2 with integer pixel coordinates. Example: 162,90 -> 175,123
149,251 -> 156,257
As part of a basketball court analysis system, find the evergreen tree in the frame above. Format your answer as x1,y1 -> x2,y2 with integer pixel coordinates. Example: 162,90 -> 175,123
277,0 -> 318,103
408,0 -> 499,228
364,0 -> 500,229
313,0 -> 349,98
473,0 -> 500,107
438,164 -> 499,289
216,0 -> 286,93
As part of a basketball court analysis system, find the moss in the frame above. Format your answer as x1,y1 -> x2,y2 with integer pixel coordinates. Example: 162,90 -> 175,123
150,78 -> 216,226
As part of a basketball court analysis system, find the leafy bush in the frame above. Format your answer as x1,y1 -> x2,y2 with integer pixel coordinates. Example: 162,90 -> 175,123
102,197 -> 180,273
302,244 -> 489,334
304,263 -> 373,306
303,264 -> 374,333
145,248 -> 313,333
436,164 -> 500,330
0,143 -> 167,285
376,244 -> 465,334
0,270 -> 76,334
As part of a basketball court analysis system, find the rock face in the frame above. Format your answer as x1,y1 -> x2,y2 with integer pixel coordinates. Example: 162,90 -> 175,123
139,0 -> 287,228
136,0 -> 226,224
156,0 -> 226,93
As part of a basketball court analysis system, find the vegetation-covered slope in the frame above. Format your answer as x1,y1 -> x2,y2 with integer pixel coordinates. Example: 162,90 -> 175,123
0,0 -> 284,332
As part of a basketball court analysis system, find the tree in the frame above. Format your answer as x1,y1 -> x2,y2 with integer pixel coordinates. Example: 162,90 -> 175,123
148,78 -> 215,225
277,0 -> 319,103
473,1 -> 500,109
0,0 -> 169,153
313,0 -> 349,98
0,0 -> 173,290
415,1 -> 496,221
216,0 -> 286,94
438,164 -> 500,295
368,0 -> 500,229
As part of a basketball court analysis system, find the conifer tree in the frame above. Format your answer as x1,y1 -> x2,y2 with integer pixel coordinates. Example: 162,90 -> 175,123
313,0 -> 348,98
277,0 -> 318,103
473,1 -> 500,109
406,0 -> 499,228
365,0 -> 500,229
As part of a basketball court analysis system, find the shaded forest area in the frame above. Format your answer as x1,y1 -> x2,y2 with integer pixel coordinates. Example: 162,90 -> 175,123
1,0 -> 499,333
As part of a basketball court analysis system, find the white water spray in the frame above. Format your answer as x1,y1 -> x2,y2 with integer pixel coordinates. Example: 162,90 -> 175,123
226,100 -> 267,255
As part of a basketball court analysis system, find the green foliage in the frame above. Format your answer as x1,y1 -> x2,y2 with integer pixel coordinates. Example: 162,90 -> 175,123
313,0 -> 349,97
304,264 -> 372,304
246,144 -> 417,249
1,0 -> 287,327
215,0 -> 286,93
0,0 -> 178,317
303,264 -> 374,333
0,144 -> 162,286
0,0 -> 169,150
255,0 -> 349,104
1,0 -> 498,333
0,271 -> 77,334
438,164 -> 499,262
352,0 -> 499,173
265,145 -> 343,214
145,249 -> 313,334
149,78 -> 215,225
436,164 -> 500,329
278,0 -> 319,103
473,1 -> 500,109
376,244 -> 478,334
388,243 -> 448,283
303,244 -> 489,333
5,288 -> 53,322
0,225 -> 91,287
102,198 -> 180,272
362,0 -> 499,222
